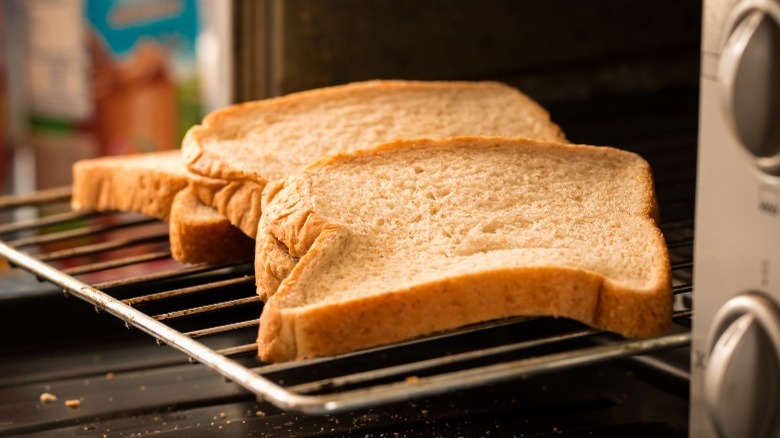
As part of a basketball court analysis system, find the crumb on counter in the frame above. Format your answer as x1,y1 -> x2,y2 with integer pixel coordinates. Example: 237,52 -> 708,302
65,399 -> 81,409
405,376 -> 419,384
105,372 -> 115,380
40,393 -> 58,404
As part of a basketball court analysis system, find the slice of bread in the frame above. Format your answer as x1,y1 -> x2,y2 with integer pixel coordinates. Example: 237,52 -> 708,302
256,136 -> 672,362
71,150 -> 252,264
170,188 -> 254,264
182,80 -> 566,238
72,150 -> 188,221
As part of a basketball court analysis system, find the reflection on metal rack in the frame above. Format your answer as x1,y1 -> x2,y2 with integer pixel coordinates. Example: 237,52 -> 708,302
0,187 -> 693,414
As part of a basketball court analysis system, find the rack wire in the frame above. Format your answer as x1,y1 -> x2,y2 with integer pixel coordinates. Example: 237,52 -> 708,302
0,186 -> 693,414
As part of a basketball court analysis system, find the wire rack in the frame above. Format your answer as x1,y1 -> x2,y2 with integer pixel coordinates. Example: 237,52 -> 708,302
0,185 -> 693,415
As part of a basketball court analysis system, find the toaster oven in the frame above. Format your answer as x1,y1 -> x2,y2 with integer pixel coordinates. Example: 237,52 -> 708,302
0,1 -> 704,436
691,0 -> 780,436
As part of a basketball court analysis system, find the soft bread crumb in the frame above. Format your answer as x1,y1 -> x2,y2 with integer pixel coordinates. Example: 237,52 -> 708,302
65,399 -> 80,409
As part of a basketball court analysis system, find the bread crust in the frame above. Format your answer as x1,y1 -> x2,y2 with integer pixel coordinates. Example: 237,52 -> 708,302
256,137 -> 672,362
71,150 -> 187,221
71,150 -> 257,266
259,267 -> 657,362
186,171 -> 265,238
169,188 -> 255,264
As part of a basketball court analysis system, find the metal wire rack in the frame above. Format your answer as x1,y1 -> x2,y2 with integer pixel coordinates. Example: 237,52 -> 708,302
0,186 -> 693,415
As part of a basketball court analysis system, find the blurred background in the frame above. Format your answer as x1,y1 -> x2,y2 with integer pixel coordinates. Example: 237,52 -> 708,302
2,0 -> 231,193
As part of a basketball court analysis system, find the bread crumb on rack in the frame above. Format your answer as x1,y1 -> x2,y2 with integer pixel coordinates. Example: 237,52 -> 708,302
39,393 -> 58,404
65,399 -> 81,409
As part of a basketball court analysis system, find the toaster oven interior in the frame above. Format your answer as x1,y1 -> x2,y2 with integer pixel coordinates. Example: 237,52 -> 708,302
0,85 -> 697,437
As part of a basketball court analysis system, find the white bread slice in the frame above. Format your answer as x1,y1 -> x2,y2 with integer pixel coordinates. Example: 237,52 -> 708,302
71,151 -> 252,264
182,80 -> 566,238
256,137 -> 672,362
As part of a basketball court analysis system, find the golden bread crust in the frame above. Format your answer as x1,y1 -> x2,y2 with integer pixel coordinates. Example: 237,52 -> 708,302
71,150 -> 187,221
186,171 -> 266,239
169,188 -> 255,264
71,150 -> 257,266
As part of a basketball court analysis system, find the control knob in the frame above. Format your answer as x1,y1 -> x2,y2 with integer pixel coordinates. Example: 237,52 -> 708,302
704,293 -> 780,437
719,1 -> 780,174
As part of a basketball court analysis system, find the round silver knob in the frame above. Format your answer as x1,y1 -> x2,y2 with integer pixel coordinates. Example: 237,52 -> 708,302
719,2 -> 780,174
704,293 -> 780,438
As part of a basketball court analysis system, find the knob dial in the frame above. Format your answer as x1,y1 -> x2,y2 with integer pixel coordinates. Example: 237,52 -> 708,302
719,1 -> 780,174
704,293 -> 780,438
